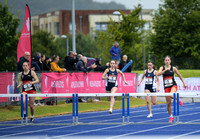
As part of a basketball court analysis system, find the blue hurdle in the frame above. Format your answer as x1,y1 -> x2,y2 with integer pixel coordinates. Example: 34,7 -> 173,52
25,94 -> 28,124
127,93 -> 130,123
20,94 -> 23,124
177,93 -> 180,123
173,93 -> 176,123
122,93 -> 125,123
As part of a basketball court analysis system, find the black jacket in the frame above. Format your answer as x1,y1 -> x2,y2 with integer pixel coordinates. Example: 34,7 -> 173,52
94,60 -> 107,72
75,60 -> 91,72
119,60 -> 132,72
17,56 -> 29,71
64,55 -> 79,71
42,61 -> 51,71
31,56 -> 43,71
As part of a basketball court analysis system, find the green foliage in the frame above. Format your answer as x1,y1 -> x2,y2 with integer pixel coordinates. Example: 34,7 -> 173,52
76,33 -> 99,59
31,31 -> 66,67
96,6 -> 146,68
0,1 -> 19,71
151,0 -> 200,69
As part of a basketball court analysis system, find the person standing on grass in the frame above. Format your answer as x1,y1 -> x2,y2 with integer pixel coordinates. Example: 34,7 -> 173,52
157,55 -> 187,123
17,61 -> 39,123
138,61 -> 160,118
102,60 -> 128,114
110,42 -> 121,63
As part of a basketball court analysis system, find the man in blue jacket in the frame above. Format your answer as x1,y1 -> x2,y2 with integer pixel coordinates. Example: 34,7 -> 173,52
109,42 -> 121,61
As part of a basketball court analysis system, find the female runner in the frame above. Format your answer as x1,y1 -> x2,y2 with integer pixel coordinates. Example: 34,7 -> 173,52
17,62 -> 39,123
102,60 -> 128,114
157,55 -> 187,123
138,61 -> 160,118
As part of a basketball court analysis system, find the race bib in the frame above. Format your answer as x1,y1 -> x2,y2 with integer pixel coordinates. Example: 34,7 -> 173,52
145,77 -> 153,85
24,83 -> 33,91
108,76 -> 116,83
164,79 -> 173,87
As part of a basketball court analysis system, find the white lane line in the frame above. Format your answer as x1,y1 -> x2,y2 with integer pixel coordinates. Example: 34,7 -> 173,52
169,129 -> 200,139
0,103 -> 198,136
107,119 -> 200,139
52,111 -> 200,139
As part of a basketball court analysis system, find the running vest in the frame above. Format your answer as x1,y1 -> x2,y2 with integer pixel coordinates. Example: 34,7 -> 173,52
163,66 -> 177,88
145,70 -> 156,89
21,70 -> 36,91
107,69 -> 118,84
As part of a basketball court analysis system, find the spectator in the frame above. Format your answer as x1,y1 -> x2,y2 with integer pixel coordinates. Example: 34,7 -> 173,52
43,56 -> 51,71
75,56 -> 97,73
64,51 -> 80,71
119,55 -> 132,72
31,55 -> 43,71
50,55 -> 66,72
94,58 -> 109,72
109,42 -> 121,62
17,52 -> 31,71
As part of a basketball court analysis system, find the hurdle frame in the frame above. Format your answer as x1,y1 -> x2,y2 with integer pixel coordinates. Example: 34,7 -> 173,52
1,92 -> 200,125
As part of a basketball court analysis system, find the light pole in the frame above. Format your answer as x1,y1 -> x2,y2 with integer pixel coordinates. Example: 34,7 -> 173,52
61,35 -> 69,55
79,16 -> 82,33
72,0 -> 76,53
148,21 -> 151,61
139,3 -> 145,70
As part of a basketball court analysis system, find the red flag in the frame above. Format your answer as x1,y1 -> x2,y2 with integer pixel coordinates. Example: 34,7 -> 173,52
17,4 -> 31,66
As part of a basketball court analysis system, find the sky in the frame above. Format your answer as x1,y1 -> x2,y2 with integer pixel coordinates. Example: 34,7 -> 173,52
93,0 -> 163,10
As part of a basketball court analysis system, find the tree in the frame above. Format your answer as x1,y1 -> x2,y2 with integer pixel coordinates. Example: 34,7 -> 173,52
96,6 -> 146,69
32,31 -> 66,67
0,2 -> 19,71
76,33 -> 99,59
151,0 -> 200,69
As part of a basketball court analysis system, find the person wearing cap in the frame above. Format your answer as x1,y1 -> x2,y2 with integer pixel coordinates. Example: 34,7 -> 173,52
109,42 -> 121,62
64,51 -> 80,71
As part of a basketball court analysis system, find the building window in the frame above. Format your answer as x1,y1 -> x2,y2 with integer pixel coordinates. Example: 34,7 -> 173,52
40,24 -> 43,30
95,22 -> 108,31
69,22 -> 76,34
54,22 -> 60,35
69,22 -> 72,34
49,22 -> 52,33
46,24 -> 48,31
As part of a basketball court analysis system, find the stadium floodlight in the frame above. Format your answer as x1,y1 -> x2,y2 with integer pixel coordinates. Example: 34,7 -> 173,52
61,35 -> 69,55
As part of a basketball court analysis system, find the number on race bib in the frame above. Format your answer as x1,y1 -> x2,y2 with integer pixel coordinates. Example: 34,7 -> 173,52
145,78 -> 153,84
24,83 -> 33,91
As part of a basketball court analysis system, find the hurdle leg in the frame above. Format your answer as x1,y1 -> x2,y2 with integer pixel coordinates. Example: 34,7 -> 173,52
176,93 -> 180,123
25,94 -> 28,124
173,93 -> 177,123
21,94 -> 23,124
127,93 -> 130,123
72,94 -> 75,124
76,94 -> 79,124
122,93 -> 125,123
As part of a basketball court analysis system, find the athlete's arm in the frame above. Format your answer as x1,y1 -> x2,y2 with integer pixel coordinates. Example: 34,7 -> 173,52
102,69 -> 109,80
138,70 -> 146,86
173,67 -> 187,88
154,70 -> 160,92
17,72 -> 23,88
30,71 -> 39,85
157,66 -> 166,76
117,69 -> 128,85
